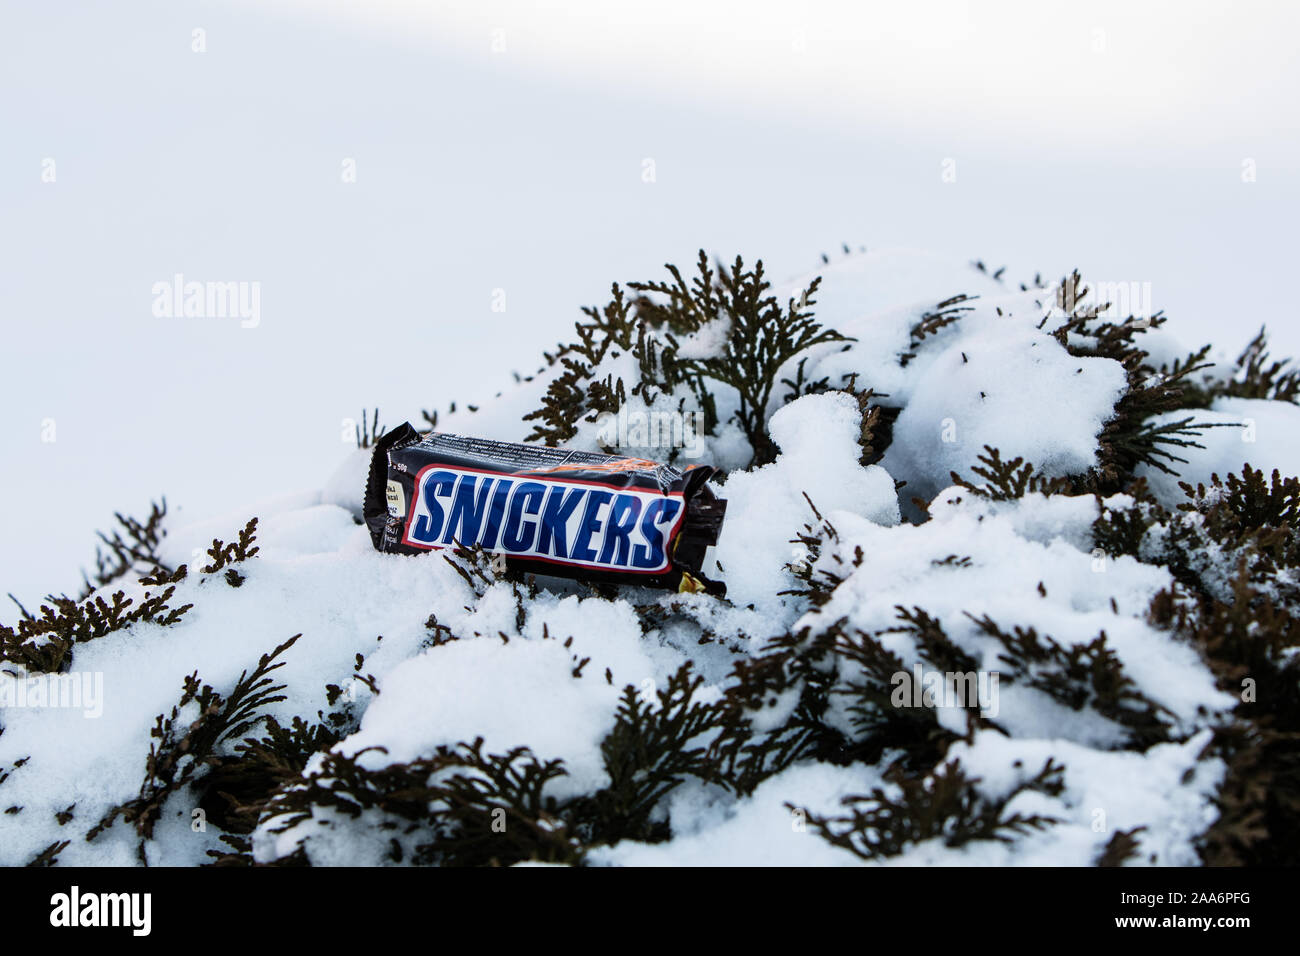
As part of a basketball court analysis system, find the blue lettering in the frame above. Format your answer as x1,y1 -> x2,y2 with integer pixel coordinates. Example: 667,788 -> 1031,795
480,478 -> 515,550
410,470 -> 456,545
536,485 -> 586,559
571,490 -> 613,563
441,474 -> 496,546
631,498 -> 681,569
501,481 -> 546,552
597,494 -> 641,567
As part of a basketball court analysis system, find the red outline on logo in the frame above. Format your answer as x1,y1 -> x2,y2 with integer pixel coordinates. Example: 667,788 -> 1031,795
399,462 -> 685,575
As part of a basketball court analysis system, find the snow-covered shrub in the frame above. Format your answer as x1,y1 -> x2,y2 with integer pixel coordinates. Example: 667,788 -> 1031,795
2,248 -> 1297,867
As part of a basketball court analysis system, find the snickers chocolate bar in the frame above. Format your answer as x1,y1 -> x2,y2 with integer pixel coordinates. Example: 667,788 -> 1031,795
364,424 -> 727,595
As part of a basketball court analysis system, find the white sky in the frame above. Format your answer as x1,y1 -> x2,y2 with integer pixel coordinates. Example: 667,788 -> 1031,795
257,0 -> 1300,151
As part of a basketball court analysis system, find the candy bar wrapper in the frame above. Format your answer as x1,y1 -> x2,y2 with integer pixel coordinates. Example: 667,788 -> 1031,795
364,423 -> 728,596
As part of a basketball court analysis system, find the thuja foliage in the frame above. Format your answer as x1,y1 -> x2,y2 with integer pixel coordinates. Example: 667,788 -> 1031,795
26,840 -> 71,867
85,498 -> 172,595
900,294 -> 977,366
1095,466 -> 1300,610
783,494 -> 862,607
203,714 -> 347,865
200,517 -> 260,587
944,432 -> 1300,861
826,620 -> 967,770
257,740 -> 581,867
1,512 -> 270,675
1179,326 -> 1300,407
519,258 -> 1231,489
524,251 -> 850,466
629,252 -> 850,465
892,269 -> 1231,501
966,614 -> 1174,748
0,587 -> 191,674
794,758 -> 1063,861
948,446 -> 1074,501
1178,468 -> 1300,569
353,408 -> 387,450
201,649 -> 383,866
1148,572 -> 1300,865
1091,464 -> 1300,862
244,662 -> 734,865
571,666 -> 731,841
522,282 -> 639,447
711,624 -> 846,790
88,635 -> 301,862
1096,826 -> 1148,866
1044,271 -> 1220,490
189,612 -> 1058,865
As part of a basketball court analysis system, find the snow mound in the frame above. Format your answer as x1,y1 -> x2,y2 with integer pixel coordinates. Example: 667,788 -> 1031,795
3,246 -> 1292,867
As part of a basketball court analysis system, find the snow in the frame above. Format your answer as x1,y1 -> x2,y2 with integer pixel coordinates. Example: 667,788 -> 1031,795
848,289 -> 1129,505
591,763 -> 879,867
340,637 -> 620,799
804,486 -> 1231,745
709,392 -> 899,618
0,246 -> 1272,867
1135,397 -> 1300,507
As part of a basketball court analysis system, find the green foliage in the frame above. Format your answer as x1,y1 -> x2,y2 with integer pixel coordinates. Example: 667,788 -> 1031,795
783,495 -> 862,608
1094,462 -> 1300,862
26,840 -> 71,867
827,622 -> 963,770
1047,271 -> 1222,488
0,586 -> 192,674
88,634 -> 301,862
1184,327 -> 1300,406
86,499 -> 172,595
839,382 -> 890,466
1100,466 -> 1300,611
949,446 -> 1074,501
712,625 -> 848,792
523,251 -> 850,467
202,714 -> 349,865
570,663 -> 731,843
354,408 -> 387,449
632,252 -> 850,465
200,517 -> 261,578
259,740 -> 581,867
252,663 -> 737,865
900,294 -> 977,365
1,516 -> 255,673
1229,327 -> 1300,402
1092,482 -> 1161,558
1148,572 -> 1300,865
892,606 -> 980,677
522,284 -> 637,446
794,758 -> 1063,861
1177,466 -> 1300,556
440,540 -> 511,602
966,614 -> 1173,748
784,375 -> 890,466
1096,826 -> 1147,866
16,251 -> 1300,870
